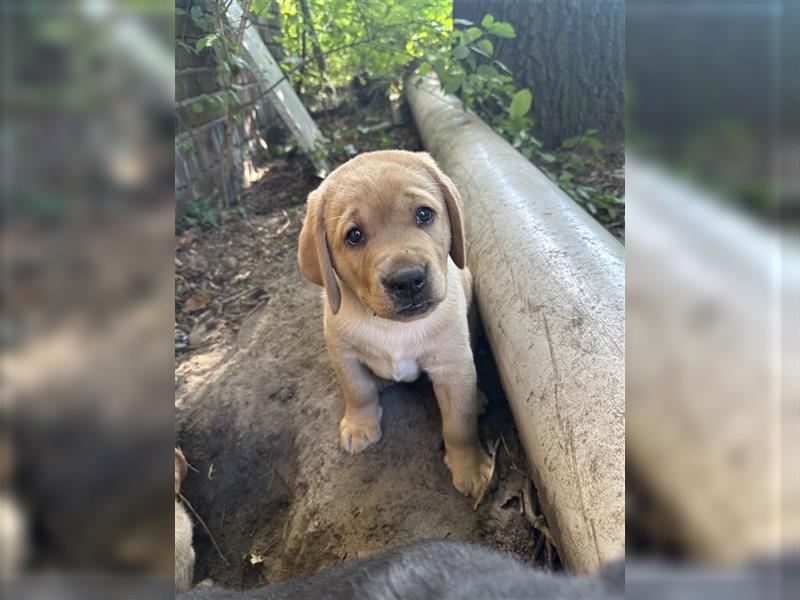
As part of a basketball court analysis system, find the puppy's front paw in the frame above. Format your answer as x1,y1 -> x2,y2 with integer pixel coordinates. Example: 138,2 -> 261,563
339,406 -> 382,454
445,446 -> 494,503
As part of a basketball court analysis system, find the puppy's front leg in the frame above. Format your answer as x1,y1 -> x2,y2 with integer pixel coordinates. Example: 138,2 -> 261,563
332,354 -> 383,455
429,356 -> 493,500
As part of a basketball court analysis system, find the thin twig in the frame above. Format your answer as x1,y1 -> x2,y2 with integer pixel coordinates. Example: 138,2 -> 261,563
221,285 -> 265,307
275,210 -> 291,235
179,492 -> 231,567
184,455 -> 201,475
522,477 -> 555,552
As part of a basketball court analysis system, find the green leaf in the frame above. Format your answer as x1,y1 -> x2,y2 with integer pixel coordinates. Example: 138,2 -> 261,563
562,136 -> 580,149
587,137 -> 604,151
467,27 -> 482,41
476,64 -> 498,79
466,53 -> 477,70
569,155 -> 585,169
442,76 -> 463,95
231,55 -> 249,69
539,153 -> 557,163
477,39 -> 493,56
481,14 -> 495,28
508,89 -> 532,118
507,115 -> 526,135
493,60 -> 511,74
191,101 -> 204,114
470,45 -> 491,60
195,33 -> 218,53
490,22 -> 516,38
453,45 -> 469,60
418,62 -> 432,76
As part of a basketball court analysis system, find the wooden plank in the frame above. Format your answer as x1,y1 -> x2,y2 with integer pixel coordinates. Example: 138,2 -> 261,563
227,0 -> 328,176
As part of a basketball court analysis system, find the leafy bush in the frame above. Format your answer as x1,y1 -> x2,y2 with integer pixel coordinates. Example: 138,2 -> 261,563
418,16 -> 544,163
273,0 -> 452,97
177,1 -> 622,234
181,197 -> 221,230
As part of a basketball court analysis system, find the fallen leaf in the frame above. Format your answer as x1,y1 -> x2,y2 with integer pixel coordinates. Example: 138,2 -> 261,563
185,292 -> 212,313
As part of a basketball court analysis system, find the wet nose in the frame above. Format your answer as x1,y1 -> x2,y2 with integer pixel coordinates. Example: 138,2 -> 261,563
383,265 -> 427,296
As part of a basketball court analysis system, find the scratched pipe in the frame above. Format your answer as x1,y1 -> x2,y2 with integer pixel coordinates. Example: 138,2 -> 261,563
407,76 -> 624,573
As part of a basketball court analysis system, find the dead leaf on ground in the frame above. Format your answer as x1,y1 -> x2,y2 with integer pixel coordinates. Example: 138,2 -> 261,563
185,292 -> 212,313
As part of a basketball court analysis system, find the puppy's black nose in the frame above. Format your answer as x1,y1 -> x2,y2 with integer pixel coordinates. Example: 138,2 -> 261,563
384,266 -> 427,296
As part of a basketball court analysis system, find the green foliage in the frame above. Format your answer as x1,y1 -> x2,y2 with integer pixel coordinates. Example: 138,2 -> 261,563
269,3 -> 621,229
273,0 -> 452,97
421,17 -> 524,118
180,2 -> 250,121
180,197 -> 222,231
561,129 -> 604,152
177,1 -> 622,232
509,89 -> 532,119
548,129 -> 623,224
418,18 -> 546,164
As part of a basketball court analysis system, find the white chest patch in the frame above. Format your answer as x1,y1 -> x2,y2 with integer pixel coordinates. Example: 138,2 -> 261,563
392,358 -> 420,383
365,355 -> 421,383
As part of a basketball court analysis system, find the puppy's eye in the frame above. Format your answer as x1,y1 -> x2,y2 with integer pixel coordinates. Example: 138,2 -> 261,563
346,227 -> 364,246
416,207 -> 435,225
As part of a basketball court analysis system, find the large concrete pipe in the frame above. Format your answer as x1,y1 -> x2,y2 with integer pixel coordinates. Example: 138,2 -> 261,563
406,77 -> 624,573
626,157 -> 799,563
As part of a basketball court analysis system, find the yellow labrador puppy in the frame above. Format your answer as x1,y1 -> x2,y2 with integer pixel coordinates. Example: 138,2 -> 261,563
298,150 -> 492,500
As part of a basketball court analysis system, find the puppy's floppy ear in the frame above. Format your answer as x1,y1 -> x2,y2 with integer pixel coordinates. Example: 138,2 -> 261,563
297,188 -> 342,313
416,152 -> 466,269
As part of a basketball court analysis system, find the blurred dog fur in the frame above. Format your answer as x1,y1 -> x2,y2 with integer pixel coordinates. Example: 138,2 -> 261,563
175,448 -> 195,593
177,540 -> 623,600
297,150 -> 492,501
177,540 -> 800,600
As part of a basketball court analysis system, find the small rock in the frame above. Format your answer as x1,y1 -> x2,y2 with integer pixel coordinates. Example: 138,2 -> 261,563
188,252 -> 208,272
188,323 -> 210,346
223,256 -> 238,270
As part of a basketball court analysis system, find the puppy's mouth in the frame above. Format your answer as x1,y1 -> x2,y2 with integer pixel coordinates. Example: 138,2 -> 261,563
393,300 -> 433,319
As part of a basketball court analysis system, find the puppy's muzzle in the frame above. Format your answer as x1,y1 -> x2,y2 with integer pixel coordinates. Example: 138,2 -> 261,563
382,264 -> 432,316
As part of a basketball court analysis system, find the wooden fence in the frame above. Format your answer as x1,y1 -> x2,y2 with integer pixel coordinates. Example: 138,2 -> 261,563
175,0 -> 286,213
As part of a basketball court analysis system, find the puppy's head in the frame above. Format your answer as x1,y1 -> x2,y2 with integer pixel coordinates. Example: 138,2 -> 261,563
298,151 -> 465,321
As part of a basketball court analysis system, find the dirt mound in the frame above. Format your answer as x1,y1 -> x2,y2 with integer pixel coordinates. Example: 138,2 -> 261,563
175,204 -> 557,589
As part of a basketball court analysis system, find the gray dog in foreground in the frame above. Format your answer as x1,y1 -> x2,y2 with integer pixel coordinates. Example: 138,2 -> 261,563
179,540 -> 799,600
179,541 -> 622,600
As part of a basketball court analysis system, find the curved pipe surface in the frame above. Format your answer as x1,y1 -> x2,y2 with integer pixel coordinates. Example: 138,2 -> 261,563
407,76 -> 625,573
